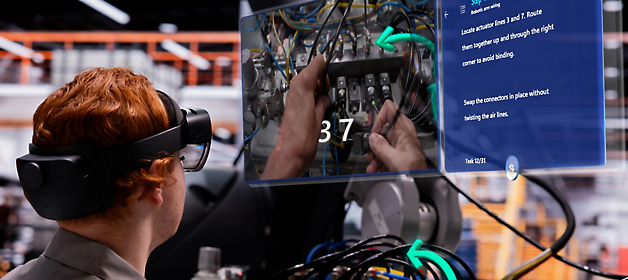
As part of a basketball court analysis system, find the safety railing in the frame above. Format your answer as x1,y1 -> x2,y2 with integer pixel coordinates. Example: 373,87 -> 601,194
0,31 -> 240,86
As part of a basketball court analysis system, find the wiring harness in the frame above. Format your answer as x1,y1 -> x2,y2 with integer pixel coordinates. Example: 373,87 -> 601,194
269,235 -> 476,280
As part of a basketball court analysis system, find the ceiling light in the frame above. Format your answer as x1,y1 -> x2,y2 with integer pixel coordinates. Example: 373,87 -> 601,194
603,1 -> 623,12
79,0 -> 130,25
0,36 -> 45,63
161,39 -> 210,70
604,67 -> 620,78
159,23 -> 178,34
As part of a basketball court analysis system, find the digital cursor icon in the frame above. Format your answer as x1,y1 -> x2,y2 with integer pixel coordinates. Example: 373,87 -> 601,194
406,239 -> 458,280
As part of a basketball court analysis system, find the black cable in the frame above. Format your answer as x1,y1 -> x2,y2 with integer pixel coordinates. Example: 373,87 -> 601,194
307,236 -> 405,267
310,249 -> 383,280
304,237 -> 405,280
391,12 -> 434,40
442,174 -> 628,279
382,258 -> 426,280
524,174 -> 574,252
421,244 -> 476,280
232,144 -> 245,166
330,131 -> 343,141
270,236 -> 477,280
307,241 -> 404,280
408,54 -> 422,113
307,0 -> 341,65
364,0 -> 368,26
410,98 -> 431,123
381,11 -> 414,138
324,0 -> 355,65
338,244 -> 411,280
410,14 -> 435,39
421,259 -> 440,280
407,10 -> 435,24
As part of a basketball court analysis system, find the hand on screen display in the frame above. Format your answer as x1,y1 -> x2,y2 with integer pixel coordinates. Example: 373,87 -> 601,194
367,100 -> 427,173
261,55 -> 330,180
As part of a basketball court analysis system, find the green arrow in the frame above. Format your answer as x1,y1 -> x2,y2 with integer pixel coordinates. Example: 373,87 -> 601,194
375,26 -> 396,52
407,239 -> 458,280
376,26 -> 435,54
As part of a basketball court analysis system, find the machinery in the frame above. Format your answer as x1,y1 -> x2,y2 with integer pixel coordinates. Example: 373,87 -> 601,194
146,1 -> 624,280
240,0 -> 439,181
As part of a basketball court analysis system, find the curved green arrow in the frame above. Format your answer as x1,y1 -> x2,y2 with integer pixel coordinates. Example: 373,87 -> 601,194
407,239 -> 457,280
375,26 -> 396,52
376,26 -> 436,77
376,26 -> 435,54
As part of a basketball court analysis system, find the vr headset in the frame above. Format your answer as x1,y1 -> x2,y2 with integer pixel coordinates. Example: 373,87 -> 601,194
16,90 -> 212,220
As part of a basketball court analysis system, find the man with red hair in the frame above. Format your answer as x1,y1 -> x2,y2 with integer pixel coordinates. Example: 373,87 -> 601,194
4,56 -> 331,279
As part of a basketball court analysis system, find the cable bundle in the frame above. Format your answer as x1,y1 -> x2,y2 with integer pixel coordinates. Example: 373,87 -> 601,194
269,235 -> 476,280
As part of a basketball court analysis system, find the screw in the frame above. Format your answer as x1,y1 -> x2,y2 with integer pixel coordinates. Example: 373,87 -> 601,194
300,56 -> 305,61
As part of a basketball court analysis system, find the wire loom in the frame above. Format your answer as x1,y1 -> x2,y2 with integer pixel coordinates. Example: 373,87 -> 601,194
268,235 -> 476,280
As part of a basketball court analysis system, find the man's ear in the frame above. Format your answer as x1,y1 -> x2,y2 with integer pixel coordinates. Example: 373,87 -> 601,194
146,159 -> 166,205
150,158 -> 166,176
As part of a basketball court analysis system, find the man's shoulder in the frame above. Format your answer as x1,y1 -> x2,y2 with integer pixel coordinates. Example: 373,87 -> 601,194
2,255 -> 99,280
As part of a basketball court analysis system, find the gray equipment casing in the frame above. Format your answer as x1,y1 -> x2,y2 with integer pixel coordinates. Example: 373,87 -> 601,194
344,176 -> 462,251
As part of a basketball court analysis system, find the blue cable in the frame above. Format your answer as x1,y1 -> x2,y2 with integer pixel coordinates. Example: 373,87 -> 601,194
263,44 -> 288,80
333,113 -> 340,175
244,127 -> 260,143
408,0 -> 431,6
306,242 -> 332,263
242,15 -> 261,32
326,239 -> 360,253
289,33 -> 297,75
376,271 -> 413,280
296,1 -> 324,20
303,18 -> 320,48
323,142 -> 331,176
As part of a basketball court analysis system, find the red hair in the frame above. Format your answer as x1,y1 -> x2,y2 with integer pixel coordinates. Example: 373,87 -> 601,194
32,67 -> 176,216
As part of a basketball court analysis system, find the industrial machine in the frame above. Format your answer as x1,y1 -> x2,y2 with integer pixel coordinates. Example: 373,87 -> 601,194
150,1 -> 623,279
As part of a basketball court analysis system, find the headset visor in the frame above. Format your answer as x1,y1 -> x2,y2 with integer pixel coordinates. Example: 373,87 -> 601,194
180,142 -> 210,172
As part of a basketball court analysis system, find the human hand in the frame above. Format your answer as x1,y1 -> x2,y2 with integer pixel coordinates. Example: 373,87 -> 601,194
366,100 -> 427,173
261,55 -> 330,180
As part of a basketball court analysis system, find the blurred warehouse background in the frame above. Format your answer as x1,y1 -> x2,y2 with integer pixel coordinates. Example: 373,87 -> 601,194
0,1 -> 625,279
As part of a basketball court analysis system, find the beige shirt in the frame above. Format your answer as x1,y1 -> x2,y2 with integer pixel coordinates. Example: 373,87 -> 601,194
3,228 -> 144,280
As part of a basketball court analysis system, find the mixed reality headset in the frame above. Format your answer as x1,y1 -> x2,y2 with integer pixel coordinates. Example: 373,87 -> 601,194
16,90 -> 212,220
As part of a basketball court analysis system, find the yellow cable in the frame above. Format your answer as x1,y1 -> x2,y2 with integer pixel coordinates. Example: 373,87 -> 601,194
329,138 -> 345,149
272,11 -> 291,83
501,248 -> 553,280
372,267 -> 406,276
288,30 -> 299,75
249,48 -> 262,53
416,24 -> 435,30
255,166 -> 262,177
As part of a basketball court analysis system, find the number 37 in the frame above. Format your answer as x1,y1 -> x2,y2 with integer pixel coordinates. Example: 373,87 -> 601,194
319,119 -> 353,143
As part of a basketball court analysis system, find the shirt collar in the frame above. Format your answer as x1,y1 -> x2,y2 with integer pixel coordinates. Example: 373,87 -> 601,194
43,228 -> 145,280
